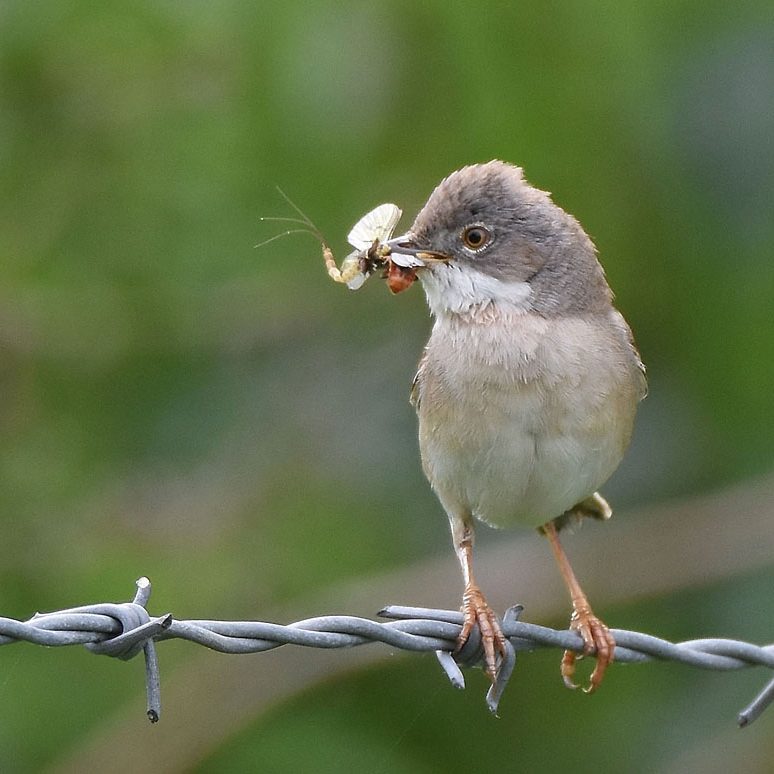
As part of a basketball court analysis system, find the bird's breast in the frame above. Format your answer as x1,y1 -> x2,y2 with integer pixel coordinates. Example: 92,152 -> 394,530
415,310 -> 643,528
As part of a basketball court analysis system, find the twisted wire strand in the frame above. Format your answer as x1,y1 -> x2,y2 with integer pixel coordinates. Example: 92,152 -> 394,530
1,578 -> 772,726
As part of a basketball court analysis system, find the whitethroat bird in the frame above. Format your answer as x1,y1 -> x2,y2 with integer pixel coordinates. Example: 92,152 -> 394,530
379,161 -> 647,692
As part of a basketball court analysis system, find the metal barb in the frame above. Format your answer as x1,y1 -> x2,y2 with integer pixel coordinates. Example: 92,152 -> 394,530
2,580 -> 774,726
738,674 -> 774,727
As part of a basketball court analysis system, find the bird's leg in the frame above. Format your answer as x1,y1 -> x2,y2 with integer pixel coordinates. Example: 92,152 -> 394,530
541,520 -> 615,693
453,521 -> 508,680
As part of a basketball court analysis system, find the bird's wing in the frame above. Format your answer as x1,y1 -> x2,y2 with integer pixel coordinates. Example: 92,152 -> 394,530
609,309 -> 648,401
410,348 -> 428,410
627,332 -> 648,400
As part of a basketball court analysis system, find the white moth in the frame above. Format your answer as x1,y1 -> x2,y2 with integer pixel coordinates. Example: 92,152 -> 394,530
325,203 -> 421,290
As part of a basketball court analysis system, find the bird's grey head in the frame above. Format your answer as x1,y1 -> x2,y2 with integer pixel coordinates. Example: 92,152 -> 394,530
388,160 -> 612,318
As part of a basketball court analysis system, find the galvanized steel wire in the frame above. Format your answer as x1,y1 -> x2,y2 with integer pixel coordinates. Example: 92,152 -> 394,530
2,577 -> 773,727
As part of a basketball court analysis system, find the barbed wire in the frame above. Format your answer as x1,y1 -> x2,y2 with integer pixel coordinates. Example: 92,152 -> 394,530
2,577 -> 773,727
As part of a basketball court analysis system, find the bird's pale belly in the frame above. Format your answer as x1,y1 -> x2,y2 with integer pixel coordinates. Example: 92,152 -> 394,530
416,315 -> 640,529
420,392 -> 628,528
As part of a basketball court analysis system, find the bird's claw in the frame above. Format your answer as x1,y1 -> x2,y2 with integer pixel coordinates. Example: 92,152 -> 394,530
457,585 -> 508,681
560,606 -> 615,693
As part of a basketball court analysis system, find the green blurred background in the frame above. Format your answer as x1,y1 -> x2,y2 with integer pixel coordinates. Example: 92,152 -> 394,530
1,1 -> 773,772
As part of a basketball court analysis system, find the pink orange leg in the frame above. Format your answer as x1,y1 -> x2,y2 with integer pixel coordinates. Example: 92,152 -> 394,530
454,523 -> 508,680
543,520 -> 615,693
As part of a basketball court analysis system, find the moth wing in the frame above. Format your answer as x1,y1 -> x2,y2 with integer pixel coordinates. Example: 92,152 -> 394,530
346,272 -> 368,290
347,203 -> 402,249
389,252 -> 425,268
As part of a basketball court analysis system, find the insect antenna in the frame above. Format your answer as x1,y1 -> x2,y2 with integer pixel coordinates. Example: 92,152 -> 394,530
259,216 -> 313,226
255,188 -> 329,250
274,186 -> 326,242
253,228 -> 318,250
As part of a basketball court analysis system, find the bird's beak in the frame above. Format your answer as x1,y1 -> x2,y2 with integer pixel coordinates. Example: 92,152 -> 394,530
385,233 -> 449,268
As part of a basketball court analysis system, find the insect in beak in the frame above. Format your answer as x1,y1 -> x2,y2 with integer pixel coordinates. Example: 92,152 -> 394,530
259,191 -> 446,294
324,205 -> 444,293
385,262 -> 417,294
320,203 -> 402,290
380,234 -> 445,294
384,234 -> 449,265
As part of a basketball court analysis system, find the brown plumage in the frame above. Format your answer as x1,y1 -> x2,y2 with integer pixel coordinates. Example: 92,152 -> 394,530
385,161 -> 646,691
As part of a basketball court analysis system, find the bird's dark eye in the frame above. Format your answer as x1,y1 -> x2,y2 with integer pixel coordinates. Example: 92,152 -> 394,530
461,225 -> 492,252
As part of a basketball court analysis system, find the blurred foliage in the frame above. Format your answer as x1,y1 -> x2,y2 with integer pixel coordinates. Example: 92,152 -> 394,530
0,0 -> 773,771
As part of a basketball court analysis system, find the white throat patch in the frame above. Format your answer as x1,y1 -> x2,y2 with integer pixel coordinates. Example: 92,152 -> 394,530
420,263 -> 533,318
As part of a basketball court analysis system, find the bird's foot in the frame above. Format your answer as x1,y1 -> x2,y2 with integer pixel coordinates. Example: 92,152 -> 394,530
458,584 -> 508,681
561,604 -> 615,693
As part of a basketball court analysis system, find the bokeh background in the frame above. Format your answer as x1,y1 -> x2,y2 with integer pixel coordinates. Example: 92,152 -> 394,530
2,1 -> 774,772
